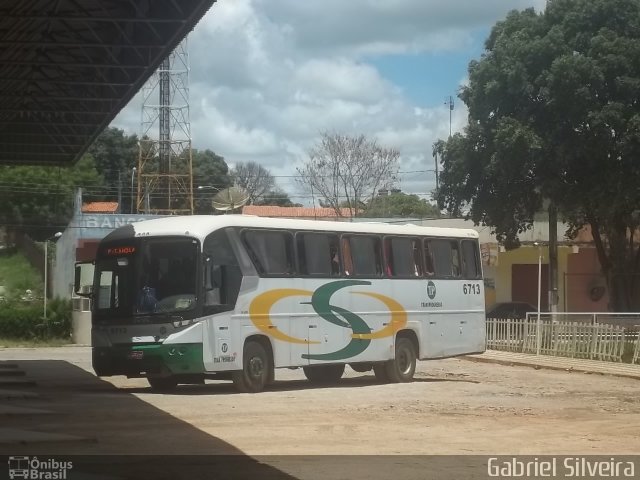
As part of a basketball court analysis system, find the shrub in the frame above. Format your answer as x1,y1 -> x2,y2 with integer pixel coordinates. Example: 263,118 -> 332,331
0,297 -> 71,340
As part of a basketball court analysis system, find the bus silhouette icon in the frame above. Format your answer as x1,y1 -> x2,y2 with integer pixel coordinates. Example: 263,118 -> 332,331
8,456 -> 29,479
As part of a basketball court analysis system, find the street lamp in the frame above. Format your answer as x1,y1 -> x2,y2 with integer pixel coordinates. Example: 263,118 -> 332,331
534,241 -> 542,355
44,232 -> 62,319
131,167 -> 137,214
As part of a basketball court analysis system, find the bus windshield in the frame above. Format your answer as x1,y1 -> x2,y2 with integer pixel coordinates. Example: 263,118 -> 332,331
93,237 -> 199,322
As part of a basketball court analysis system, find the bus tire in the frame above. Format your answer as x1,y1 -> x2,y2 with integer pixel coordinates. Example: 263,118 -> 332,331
302,364 -> 345,384
372,363 -> 390,382
232,341 -> 270,393
147,375 -> 178,392
385,337 -> 416,383
349,362 -> 372,373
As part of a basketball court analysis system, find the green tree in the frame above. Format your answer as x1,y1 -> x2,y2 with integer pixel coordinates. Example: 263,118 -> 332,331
255,188 -> 302,207
436,0 -> 640,310
366,191 -> 440,218
192,149 -> 231,214
88,127 -> 138,212
0,155 -> 104,239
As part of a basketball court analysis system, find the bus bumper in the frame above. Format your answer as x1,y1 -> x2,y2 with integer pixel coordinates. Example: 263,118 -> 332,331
92,344 -> 205,377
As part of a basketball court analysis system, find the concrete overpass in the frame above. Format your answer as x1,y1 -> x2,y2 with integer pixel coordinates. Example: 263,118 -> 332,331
0,0 -> 217,167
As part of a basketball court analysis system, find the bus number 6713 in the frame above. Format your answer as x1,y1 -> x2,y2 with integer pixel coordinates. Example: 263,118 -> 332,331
463,283 -> 480,295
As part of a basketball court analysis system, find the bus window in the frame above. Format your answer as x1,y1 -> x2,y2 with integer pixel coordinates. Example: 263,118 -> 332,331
297,233 -> 340,277
349,235 -> 382,277
203,230 -> 242,311
139,239 -> 198,313
341,237 -> 353,276
451,241 -> 461,277
386,237 -> 422,277
97,271 -> 115,309
461,239 -> 481,279
423,239 -> 435,276
411,239 -> 423,276
430,239 -> 461,278
243,230 -> 294,276
94,259 -> 134,312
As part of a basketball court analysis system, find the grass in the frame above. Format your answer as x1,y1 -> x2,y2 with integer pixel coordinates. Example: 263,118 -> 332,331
0,253 -> 43,298
0,337 -> 70,348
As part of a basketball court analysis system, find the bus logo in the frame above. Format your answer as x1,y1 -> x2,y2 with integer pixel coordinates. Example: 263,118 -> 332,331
249,280 -> 407,361
8,457 -> 29,479
427,281 -> 437,300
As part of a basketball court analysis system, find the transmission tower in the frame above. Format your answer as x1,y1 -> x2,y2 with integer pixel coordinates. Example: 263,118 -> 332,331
136,37 -> 193,215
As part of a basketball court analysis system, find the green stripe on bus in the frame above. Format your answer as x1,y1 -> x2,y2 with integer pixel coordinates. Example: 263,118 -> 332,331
132,343 -> 205,374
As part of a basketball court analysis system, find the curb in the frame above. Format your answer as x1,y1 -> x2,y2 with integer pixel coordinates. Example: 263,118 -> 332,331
462,354 -> 640,381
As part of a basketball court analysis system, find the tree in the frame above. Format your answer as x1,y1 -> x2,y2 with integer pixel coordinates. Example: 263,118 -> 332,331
255,188 -> 302,207
192,149 -> 231,214
0,155 -> 104,239
231,161 -> 275,204
365,191 -> 440,218
435,0 -> 640,310
88,127 -> 138,213
296,132 -> 400,218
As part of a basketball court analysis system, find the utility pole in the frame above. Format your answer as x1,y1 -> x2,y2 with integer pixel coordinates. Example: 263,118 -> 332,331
117,171 -> 122,213
445,95 -> 454,138
548,202 -> 559,313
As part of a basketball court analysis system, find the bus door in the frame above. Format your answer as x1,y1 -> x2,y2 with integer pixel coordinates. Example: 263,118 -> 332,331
286,301 -> 350,367
304,283 -> 352,366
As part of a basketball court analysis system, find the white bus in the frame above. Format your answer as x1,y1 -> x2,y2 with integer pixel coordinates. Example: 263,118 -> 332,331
75,215 -> 485,392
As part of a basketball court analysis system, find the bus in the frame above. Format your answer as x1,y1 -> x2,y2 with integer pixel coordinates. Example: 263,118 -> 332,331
74,215 -> 485,392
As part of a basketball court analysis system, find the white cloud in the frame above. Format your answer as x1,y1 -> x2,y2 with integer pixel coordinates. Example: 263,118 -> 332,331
113,0 -> 545,204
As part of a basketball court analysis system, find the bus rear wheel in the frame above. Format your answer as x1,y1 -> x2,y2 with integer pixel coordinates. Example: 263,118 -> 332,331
147,375 -> 178,392
232,341 -> 271,393
303,364 -> 345,384
385,337 -> 416,383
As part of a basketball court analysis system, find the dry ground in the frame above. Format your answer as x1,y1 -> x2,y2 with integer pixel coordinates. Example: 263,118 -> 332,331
1,346 -> 639,458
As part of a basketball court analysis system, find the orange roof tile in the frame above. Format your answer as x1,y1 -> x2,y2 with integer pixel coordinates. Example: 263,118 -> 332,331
82,202 -> 119,213
242,205 -> 355,218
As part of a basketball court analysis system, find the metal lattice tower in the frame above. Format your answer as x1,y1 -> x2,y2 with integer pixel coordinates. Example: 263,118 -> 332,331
136,37 -> 193,215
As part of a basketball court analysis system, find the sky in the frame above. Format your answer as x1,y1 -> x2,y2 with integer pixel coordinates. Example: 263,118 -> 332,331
113,0 -> 547,205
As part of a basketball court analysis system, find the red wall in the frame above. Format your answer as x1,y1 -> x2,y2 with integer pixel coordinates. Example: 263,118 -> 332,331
566,248 -> 608,312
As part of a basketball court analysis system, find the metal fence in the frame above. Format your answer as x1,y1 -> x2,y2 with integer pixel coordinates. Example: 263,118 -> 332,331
486,313 -> 640,364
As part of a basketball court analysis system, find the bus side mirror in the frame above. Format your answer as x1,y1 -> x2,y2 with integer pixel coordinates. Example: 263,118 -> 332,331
74,262 -> 94,297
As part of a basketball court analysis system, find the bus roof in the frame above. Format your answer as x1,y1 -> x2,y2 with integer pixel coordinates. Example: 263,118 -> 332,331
106,215 -> 479,242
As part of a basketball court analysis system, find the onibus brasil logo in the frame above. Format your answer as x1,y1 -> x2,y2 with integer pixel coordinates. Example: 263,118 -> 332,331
249,280 -> 407,361
8,456 -> 72,479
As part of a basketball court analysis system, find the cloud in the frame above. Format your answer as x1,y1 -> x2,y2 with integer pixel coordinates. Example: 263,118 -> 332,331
113,0 -> 545,203
254,0 -> 546,56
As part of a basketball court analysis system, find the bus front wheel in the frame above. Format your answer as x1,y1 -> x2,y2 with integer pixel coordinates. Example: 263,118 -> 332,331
232,341 -> 271,393
147,375 -> 178,392
385,337 -> 416,383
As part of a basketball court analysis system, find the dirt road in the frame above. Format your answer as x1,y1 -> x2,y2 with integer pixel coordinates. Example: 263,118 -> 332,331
1,346 -> 639,458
